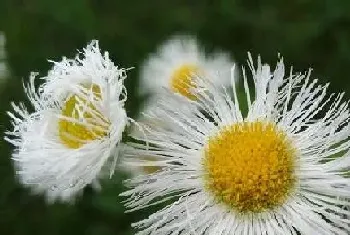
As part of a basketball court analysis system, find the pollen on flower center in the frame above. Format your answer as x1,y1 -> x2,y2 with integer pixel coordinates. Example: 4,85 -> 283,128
203,121 -> 296,213
170,64 -> 200,100
58,84 -> 110,149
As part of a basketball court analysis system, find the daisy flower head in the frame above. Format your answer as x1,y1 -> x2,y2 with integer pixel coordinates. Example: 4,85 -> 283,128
139,34 -> 235,100
5,40 -> 129,202
122,54 -> 350,234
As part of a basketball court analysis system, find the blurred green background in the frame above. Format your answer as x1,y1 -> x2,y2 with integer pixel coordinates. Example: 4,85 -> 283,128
1,0 -> 350,234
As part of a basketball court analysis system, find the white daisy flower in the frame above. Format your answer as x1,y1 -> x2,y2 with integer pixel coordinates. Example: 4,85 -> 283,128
122,55 -> 350,234
5,41 -> 129,202
139,35 -> 235,100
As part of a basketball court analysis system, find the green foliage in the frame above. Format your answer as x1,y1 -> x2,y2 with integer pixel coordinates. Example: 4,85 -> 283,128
1,0 -> 350,234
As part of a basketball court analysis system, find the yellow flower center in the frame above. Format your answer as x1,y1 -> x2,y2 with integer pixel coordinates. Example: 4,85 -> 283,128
58,84 -> 110,149
203,121 -> 296,213
170,64 -> 200,100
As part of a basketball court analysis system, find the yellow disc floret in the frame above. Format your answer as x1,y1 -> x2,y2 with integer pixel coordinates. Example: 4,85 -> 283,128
203,121 -> 296,213
58,84 -> 110,149
170,64 -> 200,100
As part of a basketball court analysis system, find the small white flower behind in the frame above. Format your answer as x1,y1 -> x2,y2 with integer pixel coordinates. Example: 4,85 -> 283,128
139,34 -> 236,100
5,41 -> 130,202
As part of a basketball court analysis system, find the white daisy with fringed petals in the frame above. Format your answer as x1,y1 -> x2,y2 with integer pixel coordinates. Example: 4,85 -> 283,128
5,41 -> 129,202
139,35 -> 235,100
122,55 -> 350,234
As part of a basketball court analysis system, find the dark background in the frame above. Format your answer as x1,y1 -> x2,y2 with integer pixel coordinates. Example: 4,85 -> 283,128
1,0 -> 350,234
